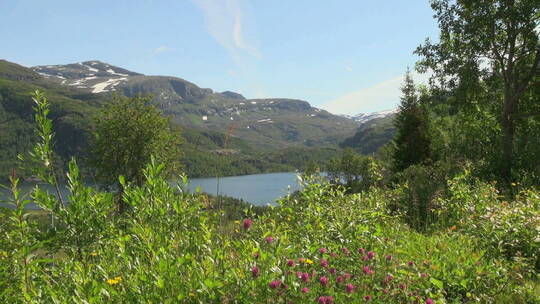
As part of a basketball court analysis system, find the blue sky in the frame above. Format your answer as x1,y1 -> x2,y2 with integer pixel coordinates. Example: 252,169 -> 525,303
0,0 -> 438,114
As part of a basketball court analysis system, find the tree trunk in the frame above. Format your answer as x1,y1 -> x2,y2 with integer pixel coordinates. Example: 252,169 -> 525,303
501,92 -> 517,181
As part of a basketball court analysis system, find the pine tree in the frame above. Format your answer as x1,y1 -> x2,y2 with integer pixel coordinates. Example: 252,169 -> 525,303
392,69 -> 432,172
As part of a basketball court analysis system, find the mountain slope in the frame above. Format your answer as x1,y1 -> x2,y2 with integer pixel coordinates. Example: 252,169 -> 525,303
31,62 -> 358,149
340,114 -> 396,154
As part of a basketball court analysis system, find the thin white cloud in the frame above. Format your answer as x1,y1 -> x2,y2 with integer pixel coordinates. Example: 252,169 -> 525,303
191,0 -> 261,63
153,46 -> 175,54
320,72 -> 430,115
345,66 -> 353,72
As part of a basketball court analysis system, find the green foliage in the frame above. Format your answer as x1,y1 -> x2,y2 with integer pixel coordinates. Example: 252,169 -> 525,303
90,94 -> 183,188
392,70 -> 433,173
340,115 -> 396,155
327,148 -> 383,193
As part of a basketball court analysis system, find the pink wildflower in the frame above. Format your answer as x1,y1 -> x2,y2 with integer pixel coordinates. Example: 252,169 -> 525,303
251,266 -> 259,278
336,276 -> 344,284
319,276 -> 329,286
269,280 -> 281,289
243,218 -> 253,229
319,248 -> 327,254
320,259 -> 329,268
386,255 -> 393,261
345,283 -> 354,294
318,296 -> 326,304
367,251 -> 375,259
287,259 -> 295,267
265,236 -> 274,244
384,274 -> 393,283
342,247 -> 350,256
301,287 -> 309,293
358,248 -> 365,254
329,268 -> 336,275
407,261 -> 414,267
301,272 -> 310,283
426,298 -> 434,304
364,295 -> 372,301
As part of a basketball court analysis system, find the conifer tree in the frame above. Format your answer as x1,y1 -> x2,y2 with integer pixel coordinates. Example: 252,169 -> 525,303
392,69 -> 432,172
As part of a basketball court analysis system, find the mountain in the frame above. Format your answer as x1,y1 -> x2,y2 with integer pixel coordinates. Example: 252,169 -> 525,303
340,114 -> 396,155
341,109 -> 397,124
31,61 -> 358,149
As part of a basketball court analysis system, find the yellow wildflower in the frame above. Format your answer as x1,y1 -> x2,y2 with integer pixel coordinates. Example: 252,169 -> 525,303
90,252 -> 98,257
305,259 -> 314,264
106,276 -> 122,285
234,220 -> 240,224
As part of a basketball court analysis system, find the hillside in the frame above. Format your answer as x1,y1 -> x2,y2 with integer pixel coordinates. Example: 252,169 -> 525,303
1,59 -> 359,180
31,61 -> 358,149
340,114 -> 396,154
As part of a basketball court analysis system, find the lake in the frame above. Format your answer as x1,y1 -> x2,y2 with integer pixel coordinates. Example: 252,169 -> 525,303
0,172 -> 303,209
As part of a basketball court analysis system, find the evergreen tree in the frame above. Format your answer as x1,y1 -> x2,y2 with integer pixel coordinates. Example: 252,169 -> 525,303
392,69 -> 432,172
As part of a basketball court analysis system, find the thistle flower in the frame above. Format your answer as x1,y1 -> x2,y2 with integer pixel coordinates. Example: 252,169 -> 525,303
367,251 -> 375,259
287,259 -> 295,267
407,261 -> 414,267
386,255 -> 392,261
301,272 -> 310,283
345,283 -> 354,294
364,295 -> 372,301
301,287 -> 309,293
319,276 -> 329,286
319,248 -> 327,254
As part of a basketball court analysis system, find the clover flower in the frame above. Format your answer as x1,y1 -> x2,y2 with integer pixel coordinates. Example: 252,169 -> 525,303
345,283 -> 354,294
243,218 -> 253,229
269,280 -> 281,289
251,266 -> 259,278
319,276 -> 329,286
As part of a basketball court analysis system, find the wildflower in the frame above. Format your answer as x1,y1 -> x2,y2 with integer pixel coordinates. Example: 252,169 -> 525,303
345,283 -> 354,294
450,225 -> 457,231
243,218 -> 253,230
342,247 -> 350,256
364,295 -> 372,301
319,248 -> 327,254
367,251 -> 375,259
106,276 -> 122,285
90,252 -> 98,257
329,267 -> 336,275
305,258 -> 314,265
320,259 -> 329,268
298,257 -> 305,263
326,296 -> 334,304
358,248 -> 366,254
287,259 -> 295,267
426,298 -> 434,304
296,271 -> 303,278
329,252 -> 338,257
407,261 -> 414,267
281,283 -> 289,289
382,288 -> 389,294
319,276 -> 329,286
234,220 -> 240,224
301,287 -> 309,293
318,296 -> 326,304
265,236 -> 274,244
254,252 -> 260,259
336,276 -> 344,284
384,274 -> 393,283
362,266 -> 374,275
420,273 -> 428,278
399,283 -> 407,290
385,255 -> 392,261
301,272 -> 310,282
251,266 -> 259,278
269,280 -> 281,289
344,272 -> 351,280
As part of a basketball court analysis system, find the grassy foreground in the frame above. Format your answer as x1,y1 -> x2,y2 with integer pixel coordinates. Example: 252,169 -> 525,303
1,163 -> 538,303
